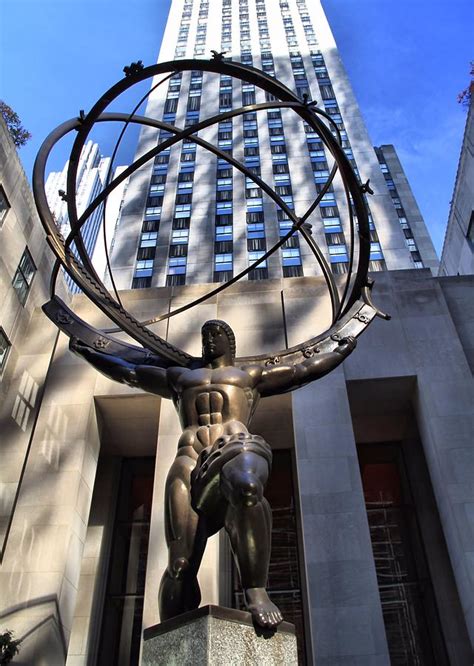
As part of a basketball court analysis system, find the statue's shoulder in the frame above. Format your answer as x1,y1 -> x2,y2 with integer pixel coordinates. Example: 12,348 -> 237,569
167,365 -> 190,378
240,363 -> 264,380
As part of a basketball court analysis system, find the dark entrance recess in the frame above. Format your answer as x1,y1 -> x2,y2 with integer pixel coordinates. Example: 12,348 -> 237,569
358,443 -> 448,665
232,449 -> 307,664
97,458 -> 155,666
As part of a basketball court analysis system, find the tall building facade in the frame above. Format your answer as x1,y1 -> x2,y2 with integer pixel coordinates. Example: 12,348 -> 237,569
110,0 -> 438,291
439,86 -> 474,276
375,144 -> 439,273
46,141 -> 129,290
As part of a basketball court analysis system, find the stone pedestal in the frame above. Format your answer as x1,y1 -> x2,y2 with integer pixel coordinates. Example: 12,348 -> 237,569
142,605 -> 298,665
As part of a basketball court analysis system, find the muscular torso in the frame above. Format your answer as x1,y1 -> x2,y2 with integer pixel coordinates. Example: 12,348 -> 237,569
167,365 -> 262,455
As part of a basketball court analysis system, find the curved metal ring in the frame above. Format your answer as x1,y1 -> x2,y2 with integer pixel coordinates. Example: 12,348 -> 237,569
33,57 -> 372,368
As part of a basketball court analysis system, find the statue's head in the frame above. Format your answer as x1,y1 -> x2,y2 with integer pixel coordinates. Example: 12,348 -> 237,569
201,319 -> 236,362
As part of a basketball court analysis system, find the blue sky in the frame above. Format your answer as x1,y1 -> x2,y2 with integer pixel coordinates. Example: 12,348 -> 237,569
1,0 -> 472,254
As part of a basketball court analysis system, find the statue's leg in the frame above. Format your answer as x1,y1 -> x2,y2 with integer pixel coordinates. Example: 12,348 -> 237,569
159,454 -> 206,621
220,451 -> 283,629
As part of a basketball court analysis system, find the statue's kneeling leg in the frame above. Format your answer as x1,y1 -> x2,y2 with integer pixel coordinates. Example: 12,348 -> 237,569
159,459 -> 204,621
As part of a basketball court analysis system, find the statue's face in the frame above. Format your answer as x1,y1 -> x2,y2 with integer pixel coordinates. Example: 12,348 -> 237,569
202,325 -> 230,361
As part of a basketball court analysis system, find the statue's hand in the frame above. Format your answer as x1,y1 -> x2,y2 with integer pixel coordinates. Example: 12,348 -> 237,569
335,335 -> 356,355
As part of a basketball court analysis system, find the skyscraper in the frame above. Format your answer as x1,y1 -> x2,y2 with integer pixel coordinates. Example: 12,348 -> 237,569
109,0 -> 438,292
46,141 -> 129,290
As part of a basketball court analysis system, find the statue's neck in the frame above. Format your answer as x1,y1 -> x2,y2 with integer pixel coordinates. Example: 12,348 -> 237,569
204,354 -> 234,369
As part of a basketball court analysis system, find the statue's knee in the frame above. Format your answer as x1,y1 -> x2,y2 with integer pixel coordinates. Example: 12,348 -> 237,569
240,477 -> 261,507
169,556 -> 190,579
224,472 -> 262,507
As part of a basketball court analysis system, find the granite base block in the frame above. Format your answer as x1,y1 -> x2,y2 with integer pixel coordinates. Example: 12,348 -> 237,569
142,605 -> 298,665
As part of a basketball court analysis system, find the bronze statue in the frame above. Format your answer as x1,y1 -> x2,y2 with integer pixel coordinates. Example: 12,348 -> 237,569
70,319 -> 356,629
33,56 -> 389,637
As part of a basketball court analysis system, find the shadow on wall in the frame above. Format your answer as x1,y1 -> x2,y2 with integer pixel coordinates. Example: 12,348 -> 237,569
0,594 -> 67,665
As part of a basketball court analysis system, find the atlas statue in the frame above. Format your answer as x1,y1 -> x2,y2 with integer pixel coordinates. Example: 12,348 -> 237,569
70,321 -> 356,628
33,57 -> 389,633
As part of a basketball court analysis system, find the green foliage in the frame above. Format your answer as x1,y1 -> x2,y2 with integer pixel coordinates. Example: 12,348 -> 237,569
457,61 -> 474,109
0,101 -> 32,148
0,630 -> 22,665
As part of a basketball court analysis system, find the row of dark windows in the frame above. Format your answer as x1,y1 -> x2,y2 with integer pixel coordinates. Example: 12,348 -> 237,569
374,149 -> 423,268
0,245 -> 36,372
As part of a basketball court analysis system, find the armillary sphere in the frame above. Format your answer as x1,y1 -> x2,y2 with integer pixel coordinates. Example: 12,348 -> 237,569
33,56 -> 389,369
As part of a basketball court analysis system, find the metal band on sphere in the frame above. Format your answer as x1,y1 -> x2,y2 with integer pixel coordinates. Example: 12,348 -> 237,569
33,57 -> 389,368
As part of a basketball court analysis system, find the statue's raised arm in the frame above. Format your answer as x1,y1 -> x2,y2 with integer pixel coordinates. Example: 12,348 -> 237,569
255,336 -> 356,397
69,338 -> 174,399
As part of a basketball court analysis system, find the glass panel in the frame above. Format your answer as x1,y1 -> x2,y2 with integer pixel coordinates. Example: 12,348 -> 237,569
0,328 -> 11,371
358,445 -> 449,665
12,270 -> 28,304
12,249 -> 36,305
0,186 -> 10,223
97,459 -> 154,666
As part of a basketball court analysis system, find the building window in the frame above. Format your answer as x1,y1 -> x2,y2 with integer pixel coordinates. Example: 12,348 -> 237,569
142,219 -> 160,232
242,91 -> 256,105
320,205 -> 339,218
215,253 -> 233,271
216,225 -> 233,242
328,244 -> 348,259
0,327 -> 11,372
137,247 -> 156,261
370,242 -> 384,261
219,92 -> 233,109
167,274 -> 186,286
248,250 -> 267,269
216,202 -> 233,215
164,98 -> 178,114
12,248 -> 36,305
171,229 -> 189,244
247,222 -> 265,239
154,154 -> 170,166
132,276 -> 152,289
145,207 -> 162,218
217,178 -> 232,190
135,260 -> 154,278
169,244 -> 187,258
176,193 -> 193,205
247,235 -> 266,252
187,96 -> 201,112
175,204 -> 192,218
467,211 -> 474,247
271,143 -> 287,154
369,259 -> 387,271
0,186 -> 10,225
329,261 -> 348,275
283,264 -> 303,278
248,267 -> 269,280
281,248 -> 301,266
140,232 -> 158,247
168,257 -> 186,274
246,198 -> 263,212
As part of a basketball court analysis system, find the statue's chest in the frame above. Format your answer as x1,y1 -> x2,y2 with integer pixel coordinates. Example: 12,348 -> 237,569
175,367 -> 251,391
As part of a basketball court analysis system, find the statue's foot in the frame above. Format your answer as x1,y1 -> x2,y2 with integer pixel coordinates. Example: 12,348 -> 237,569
244,587 -> 283,629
